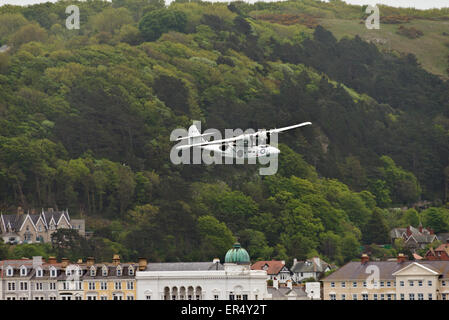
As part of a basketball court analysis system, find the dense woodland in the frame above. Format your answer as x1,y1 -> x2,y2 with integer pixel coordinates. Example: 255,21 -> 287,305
0,0 -> 448,265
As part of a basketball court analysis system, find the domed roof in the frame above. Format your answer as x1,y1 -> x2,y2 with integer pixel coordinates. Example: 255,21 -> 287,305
225,243 -> 250,264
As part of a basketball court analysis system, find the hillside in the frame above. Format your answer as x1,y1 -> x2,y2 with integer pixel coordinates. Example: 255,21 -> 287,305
0,0 -> 448,264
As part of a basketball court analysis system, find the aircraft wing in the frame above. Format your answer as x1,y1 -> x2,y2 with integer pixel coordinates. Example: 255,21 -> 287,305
176,134 -> 246,150
175,122 -> 312,150
267,122 -> 312,134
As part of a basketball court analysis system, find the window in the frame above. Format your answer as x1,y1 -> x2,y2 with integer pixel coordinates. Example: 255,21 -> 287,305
229,294 -> 235,300
400,294 -> 405,301
49,296 -> 57,300
341,282 -> 346,288
8,282 -> 16,291
127,296 -> 134,300
380,294 -> 384,300
87,296 -> 97,300
387,281 -> 391,287
352,282 -> 357,288
418,293 -> 423,300
128,267 -> 134,276
443,293 -> 447,300
101,296 -> 108,300
75,295 -> 82,300
400,281 -> 404,287
362,294 -> 368,300
88,282 -> 95,290
418,280 -> 423,287
214,295 -> 219,300
100,282 -> 107,290
329,294 -> 336,300
116,267 -> 122,277
36,283 -> 43,291
341,294 -> 346,300
380,281 -> 384,287
442,280 -> 446,286
428,293 -> 432,300
243,295 -> 248,300
50,268 -> 57,278
363,281 -> 367,288
6,267 -> 13,277
428,280 -> 432,286
409,280 -> 414,287
113,294 -> 123,300
90,268 -> 96,277
20,266 -> 27,276
352,294 -> 357,301
36,268 -> 43,277
409,293 -> 415,300
127,281 -> 134,290
102,267 -> 108,277
49,283 -> 56,290
115,282 -> 122,290
373,294 -> 377,300
20,282 -> 28,291
387,294 -> 392,301
330,282 -> 335,288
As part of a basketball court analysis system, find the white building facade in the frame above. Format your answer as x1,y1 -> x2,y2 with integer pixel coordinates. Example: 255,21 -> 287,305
136,243 -> 271,300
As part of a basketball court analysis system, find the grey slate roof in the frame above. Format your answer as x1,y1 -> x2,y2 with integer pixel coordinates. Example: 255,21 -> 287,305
145,262 -> 224,271
268,287 -> 308,299
291,257 -> 329,273
323,260 -> 449,281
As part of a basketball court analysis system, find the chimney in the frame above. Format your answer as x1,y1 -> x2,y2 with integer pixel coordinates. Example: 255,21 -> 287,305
47,256 -> 57,264
138,257 -> 147,271
77,258 -> 83,264
33,256 -> 43,268
286,280 -> 292,289
112,254 -> 120,266
361,254 -> 369,264
397,253 -> 406,263
273,278 -> 279,289
17,206 -> 24,215
61,257 -> 69,268
48,208 -> 54,213
30,208 -> 36,214
86,257 -> 95,267
293,258 -> 297,266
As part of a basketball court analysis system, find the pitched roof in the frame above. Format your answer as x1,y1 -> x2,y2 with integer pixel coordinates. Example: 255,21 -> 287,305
291,257 -> 329,273
323,260 -> 449,281
145,262 -> 224,272
251,260 -> 286,275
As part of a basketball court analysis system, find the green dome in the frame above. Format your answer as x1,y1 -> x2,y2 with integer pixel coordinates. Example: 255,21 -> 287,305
225,243 -> 250,264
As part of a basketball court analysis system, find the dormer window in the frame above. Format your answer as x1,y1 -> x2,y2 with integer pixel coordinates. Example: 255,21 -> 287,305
6,266 -> 13,277
116,266 -> 122,276
36,267 -> 43,277
20,266 -> 27,276
50,267 -> 57,278
102,266 -> 108,277
128,267 -> 134,276
90,266 -> 96,277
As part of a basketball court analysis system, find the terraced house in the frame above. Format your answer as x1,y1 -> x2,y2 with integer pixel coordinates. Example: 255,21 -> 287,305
82,255 -> 138,300
322,254 -> 449,300
0,256 -> 61,300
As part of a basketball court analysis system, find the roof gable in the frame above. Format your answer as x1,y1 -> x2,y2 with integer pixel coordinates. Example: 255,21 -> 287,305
392,262 -> 440,276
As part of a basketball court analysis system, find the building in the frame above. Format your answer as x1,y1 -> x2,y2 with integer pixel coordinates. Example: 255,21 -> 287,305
82,255 -> 137,300
251,260 -> 291,284
267,286 -> 308,300
291,257 -> 331,282
0,208 -> 85,244
135,243 -> 270,300
390,225 -> 438,250
425,243 -> 449,261
0,256 -> 61,300
322,253 -> 449,300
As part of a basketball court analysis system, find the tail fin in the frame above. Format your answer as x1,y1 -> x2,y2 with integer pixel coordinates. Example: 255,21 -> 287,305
188,124 -> 207,145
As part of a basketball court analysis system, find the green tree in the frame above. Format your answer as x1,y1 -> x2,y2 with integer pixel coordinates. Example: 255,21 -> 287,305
362,209 -> 390,245
197,215 -> 235,260
139,8 -> 187,41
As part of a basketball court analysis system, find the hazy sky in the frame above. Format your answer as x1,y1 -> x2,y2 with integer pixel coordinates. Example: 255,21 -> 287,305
1,0 -> 448,10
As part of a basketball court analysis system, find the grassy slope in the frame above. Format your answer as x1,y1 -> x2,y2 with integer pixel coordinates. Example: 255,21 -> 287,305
319,17 -> 449,78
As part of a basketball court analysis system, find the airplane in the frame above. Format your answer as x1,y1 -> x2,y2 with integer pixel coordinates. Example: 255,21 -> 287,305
175,122 -> 312,159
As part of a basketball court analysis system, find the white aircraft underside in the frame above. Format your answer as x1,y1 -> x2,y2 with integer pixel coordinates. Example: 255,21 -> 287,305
175,122 -> 312,159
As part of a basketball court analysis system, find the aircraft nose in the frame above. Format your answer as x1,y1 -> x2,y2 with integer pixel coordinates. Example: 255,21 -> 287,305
268,147 -> 280,155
